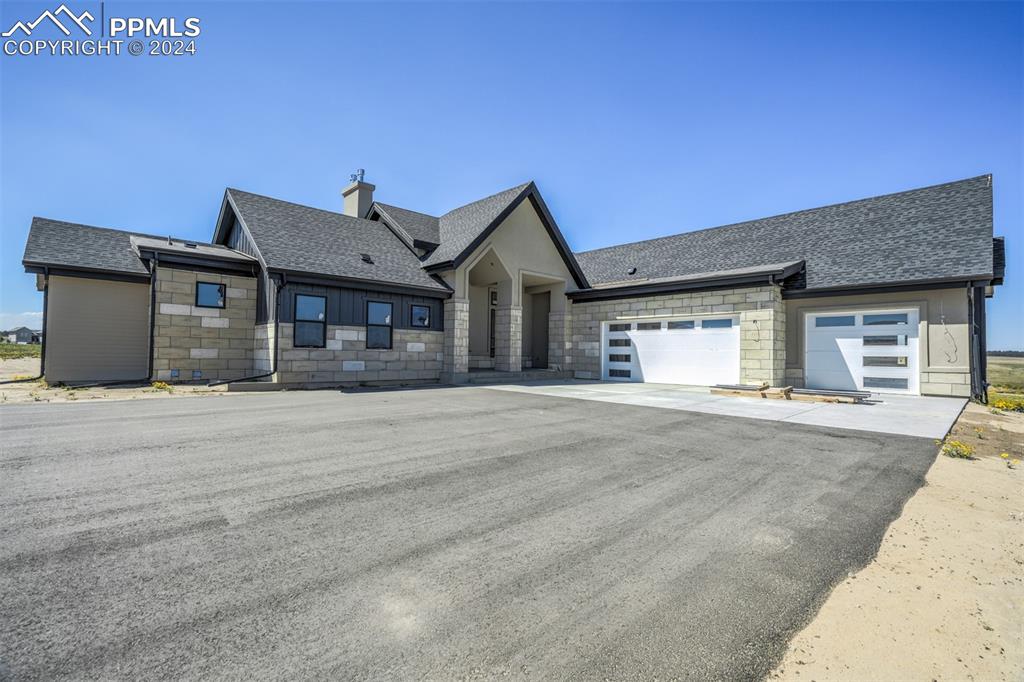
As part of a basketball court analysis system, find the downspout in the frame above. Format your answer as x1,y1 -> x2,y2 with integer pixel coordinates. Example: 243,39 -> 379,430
1,267 -> 49,385
207,274 -> 282,387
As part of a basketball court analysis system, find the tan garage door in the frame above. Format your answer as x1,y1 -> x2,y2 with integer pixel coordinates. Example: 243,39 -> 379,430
45,275 -> 150,382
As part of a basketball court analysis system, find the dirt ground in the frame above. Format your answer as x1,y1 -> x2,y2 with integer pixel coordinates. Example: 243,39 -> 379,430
772,402 -> 1024,681
0,358 -> 227,404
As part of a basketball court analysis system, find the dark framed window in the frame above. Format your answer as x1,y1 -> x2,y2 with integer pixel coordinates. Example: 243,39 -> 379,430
702,318 -> 733,329
294,294 -> 326,348
366,301 -> 392,350
609,369 -> 631,378
637,322 -> 662,331
608,323 -> 631,332
864,313 -> 908,326
609,338 -> 631,347
410,304 -> 431,328
608,354 -> 631,363
195,282 -> 226,308
667,320 -> 695,330
815,315 -> 855,327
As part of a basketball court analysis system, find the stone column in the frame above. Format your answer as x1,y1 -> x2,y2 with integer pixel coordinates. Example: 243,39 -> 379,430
443,298 -> 469,380
493,305 -> 522,372
739,285 -> 787,386
547,311 -> 572,371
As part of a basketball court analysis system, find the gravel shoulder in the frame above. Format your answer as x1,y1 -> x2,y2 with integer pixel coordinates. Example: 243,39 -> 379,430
772,402 -> 1024,681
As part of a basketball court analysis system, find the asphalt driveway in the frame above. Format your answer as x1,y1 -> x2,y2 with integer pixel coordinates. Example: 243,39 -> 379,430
0,387 -> 937,680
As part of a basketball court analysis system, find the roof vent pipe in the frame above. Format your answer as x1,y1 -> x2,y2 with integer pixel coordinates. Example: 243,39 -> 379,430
342,169 -> 375,218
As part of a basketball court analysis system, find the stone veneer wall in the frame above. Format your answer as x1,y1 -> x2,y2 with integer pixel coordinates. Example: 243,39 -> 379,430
493,305 -> 523,372
153,267 -> 257,382
569,285 -> 787,386
443,298 -> 470,378
547,311 -> 572,371
275,324 -> 443,385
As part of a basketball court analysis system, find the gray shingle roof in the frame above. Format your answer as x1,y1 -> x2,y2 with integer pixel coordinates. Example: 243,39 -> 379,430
421,182 -> 532,267
23,218 -> 150,276
226,189 -> 448,292
372,203 -> 440,246
575,175 -> 994,291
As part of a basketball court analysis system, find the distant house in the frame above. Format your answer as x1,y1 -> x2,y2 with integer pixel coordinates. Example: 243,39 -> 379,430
20,173 -> 1005,397
3,327 -> 40,344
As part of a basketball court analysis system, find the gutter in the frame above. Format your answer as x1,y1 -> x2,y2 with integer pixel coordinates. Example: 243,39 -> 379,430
207,274 -> 283,387
568,266 -> 800,303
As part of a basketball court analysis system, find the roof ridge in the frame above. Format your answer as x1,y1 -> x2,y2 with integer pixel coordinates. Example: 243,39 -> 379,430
575,174 -> 992,257
226,187 -> 379,226
373,202 -> 439,220
32,216 -> 171,242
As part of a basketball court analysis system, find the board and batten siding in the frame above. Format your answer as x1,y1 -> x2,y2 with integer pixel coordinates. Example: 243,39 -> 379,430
227,218 -> 273,323
278,282 -> 444,331
44,275 -> 150,382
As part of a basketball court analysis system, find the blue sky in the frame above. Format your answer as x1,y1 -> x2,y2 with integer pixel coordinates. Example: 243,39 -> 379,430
1,1 -> 1020,348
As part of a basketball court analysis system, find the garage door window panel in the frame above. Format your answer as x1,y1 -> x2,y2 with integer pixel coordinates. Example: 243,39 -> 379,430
815,315 -> 855,327
609,339 -> 631,347
863,313 -> 909,326
863,356 -> 908,367
637,322 -> 662,331
864,335 -> 906,346
702,318 -> 733,329
667,320 -> 695,330
608,323 -> 632,332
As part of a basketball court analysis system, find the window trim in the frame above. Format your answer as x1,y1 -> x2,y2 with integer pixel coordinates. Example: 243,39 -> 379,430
293,293 -> 327,348
410,304 -> 431,329
366,300 -> 393,350
195,281 -> 226,309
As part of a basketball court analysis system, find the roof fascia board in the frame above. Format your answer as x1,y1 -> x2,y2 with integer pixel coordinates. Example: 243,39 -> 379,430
23,263 -> 150,283
137,251 -> 258,276
568,273 -> 777,302
781,276 -> 990,299
368,205 -> 418,255
269,268 -> 452,298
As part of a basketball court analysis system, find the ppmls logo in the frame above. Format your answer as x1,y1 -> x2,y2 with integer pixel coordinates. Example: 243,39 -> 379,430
3,3 -> 201,57
2,4 -> 93,37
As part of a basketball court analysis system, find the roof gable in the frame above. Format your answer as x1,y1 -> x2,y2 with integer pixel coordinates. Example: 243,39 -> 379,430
224,188 -> 449,292
419,182 -> 588,287
575,175 -> 995,292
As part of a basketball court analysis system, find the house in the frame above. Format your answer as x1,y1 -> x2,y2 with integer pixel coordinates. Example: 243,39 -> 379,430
21,174 -> 1004,398
2,327 -> 40,344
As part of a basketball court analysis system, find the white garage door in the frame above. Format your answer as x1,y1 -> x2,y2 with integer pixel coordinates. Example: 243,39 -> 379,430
805,308 -> 920,395
602,316 -> 740,385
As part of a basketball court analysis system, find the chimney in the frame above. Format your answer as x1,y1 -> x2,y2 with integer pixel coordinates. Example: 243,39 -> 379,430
342,169 -> 375,218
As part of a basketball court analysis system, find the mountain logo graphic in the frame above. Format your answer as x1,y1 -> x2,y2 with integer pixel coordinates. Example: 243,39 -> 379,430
3,4 -> 95,37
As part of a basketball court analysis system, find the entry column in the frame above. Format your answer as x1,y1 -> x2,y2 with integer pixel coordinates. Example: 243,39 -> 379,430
443,297 -> 470,379
493,304 -> 522,372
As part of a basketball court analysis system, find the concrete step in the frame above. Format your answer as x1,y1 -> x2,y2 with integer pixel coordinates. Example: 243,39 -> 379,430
460,370 -> 573,385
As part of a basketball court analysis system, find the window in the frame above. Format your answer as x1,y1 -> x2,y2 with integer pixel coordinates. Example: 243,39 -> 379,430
863,313 -> 908,326
410,304 -> 431,328
608,323 -> 631,332
702,318 -> 733,329
863,356 -> 907,367
815,315 -> 855,327
637,322 -> 662,330
667,320 -> 695,330
366,301 -> 392,349
864,335 -> 906,346
608,354 -> 631,363
294,294 -> 326,348
609,369 -> 631,378
195,282 -> 226,308
864,376 -> 908,390
609,339 -> 631,347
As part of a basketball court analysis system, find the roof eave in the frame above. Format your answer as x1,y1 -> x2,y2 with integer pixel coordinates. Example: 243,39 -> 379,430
782,275 -> 995,299
570,261 -> 804,302
268,267 -> 452,298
